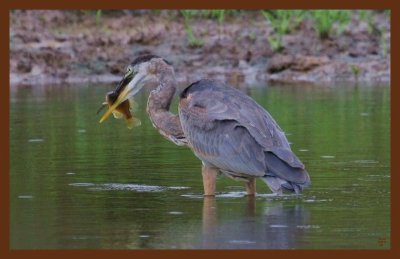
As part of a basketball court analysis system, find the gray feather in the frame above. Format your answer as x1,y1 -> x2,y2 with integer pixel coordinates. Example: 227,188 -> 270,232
264,152 -> 310,185
179,79 -> 311,194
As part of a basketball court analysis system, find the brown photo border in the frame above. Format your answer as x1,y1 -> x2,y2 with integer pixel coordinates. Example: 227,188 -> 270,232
1,0 -> 398,258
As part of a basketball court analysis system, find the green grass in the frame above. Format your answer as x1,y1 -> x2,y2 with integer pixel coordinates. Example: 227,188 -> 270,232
180,10 -> 245,47
96,10 -> 102,25
358,10 -> 375,34
261,10 -> 305,52
78,10 -> 388,54
181,10 -> 204,48
178,10 -> 386,52
178,10 -> 239,23
202,10 -> 226,24
308,10 -> 351,39
267,35 -> 283,52
261,10 -> 305,35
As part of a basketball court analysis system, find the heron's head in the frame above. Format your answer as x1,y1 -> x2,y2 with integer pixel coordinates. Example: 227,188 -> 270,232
99,55 -> 172,123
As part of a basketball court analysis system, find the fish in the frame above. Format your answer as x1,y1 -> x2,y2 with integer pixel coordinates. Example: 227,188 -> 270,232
97,91 -> 141,129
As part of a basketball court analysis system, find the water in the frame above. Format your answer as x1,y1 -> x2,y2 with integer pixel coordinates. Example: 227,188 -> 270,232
10,83 -> 390,249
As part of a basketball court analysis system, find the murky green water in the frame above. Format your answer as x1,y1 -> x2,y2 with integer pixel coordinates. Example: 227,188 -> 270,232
10,83 -> 390,249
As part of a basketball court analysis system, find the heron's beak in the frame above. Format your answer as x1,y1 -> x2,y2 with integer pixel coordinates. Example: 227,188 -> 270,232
99,71 -> 142,123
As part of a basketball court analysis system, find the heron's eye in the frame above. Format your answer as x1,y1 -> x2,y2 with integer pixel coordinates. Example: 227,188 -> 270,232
126,67 -> 138,78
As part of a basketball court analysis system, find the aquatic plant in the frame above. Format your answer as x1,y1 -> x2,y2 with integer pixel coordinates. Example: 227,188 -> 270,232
350,64 -> 361,81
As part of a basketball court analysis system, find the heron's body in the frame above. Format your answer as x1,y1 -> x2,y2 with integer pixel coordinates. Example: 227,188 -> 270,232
178,79 -> 310,195
100,55 -> 311,196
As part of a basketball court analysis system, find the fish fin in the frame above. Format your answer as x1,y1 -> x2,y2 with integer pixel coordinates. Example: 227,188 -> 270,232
112,111 -> 124,119
126,117 -> 141,129
128,98 -> 139,112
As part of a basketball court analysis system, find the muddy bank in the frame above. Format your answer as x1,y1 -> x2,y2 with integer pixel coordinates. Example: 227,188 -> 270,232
10,10 -> 390,86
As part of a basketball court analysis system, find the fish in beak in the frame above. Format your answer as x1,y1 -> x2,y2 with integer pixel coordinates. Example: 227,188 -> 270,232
98,69 -> 143,129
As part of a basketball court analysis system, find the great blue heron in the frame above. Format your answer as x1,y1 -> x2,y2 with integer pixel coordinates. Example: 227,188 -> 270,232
99,55 -> 311,196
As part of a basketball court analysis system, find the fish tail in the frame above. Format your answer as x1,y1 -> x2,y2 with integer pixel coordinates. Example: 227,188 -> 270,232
126,117 -> 141,129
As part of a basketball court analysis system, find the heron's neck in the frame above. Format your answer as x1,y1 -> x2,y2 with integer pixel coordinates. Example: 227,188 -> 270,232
146,69 -> 186,144
147,71 -> 177,113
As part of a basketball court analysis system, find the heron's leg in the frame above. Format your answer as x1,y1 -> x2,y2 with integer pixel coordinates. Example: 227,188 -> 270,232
245,178 -> 256,196
202,164 -> 218,196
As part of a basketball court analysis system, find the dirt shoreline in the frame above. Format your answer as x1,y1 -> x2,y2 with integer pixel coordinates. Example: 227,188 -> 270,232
10,11 -> 390,86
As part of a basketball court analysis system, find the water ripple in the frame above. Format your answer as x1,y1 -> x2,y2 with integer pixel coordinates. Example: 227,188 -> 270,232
69,182 -> 190,192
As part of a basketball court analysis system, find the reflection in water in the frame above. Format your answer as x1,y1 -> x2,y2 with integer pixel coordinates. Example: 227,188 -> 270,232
200,196 -> 309,249
10,83 -> 390,249
201,197 -> 217,248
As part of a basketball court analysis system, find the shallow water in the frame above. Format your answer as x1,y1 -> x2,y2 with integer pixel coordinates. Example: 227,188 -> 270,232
10,83 -> 390,249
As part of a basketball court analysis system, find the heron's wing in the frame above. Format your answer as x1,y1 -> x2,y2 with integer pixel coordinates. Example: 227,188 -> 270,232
183,118 -> 266,177
180,79 -> 304,169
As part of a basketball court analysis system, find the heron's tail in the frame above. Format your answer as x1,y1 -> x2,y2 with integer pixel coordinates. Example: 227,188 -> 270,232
261,152 -> 311,194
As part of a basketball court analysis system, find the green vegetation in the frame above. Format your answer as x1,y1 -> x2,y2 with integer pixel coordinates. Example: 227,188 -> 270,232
358,10 -> 374,34
179,10 -> 240,47
178,10 -> 357,51
267,35 -> 283,52
261,10 -> 305,35
350,64 -> 361,81
96,10 -> 102,25
181,10 -> 204,48
178,10 -> 234,24
309,10 -> 351,39
77,10 -> 389,53
358,10 -> 389,58
380,31 -> 388,58
261,10 -> 305,52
